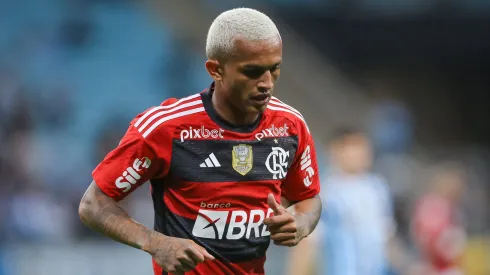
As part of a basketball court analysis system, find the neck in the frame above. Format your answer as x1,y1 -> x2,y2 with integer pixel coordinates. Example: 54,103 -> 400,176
211,87 -> 259,126
333,166 -> 366,177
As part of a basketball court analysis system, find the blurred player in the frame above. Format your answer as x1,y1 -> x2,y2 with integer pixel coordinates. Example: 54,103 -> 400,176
288,128 -> 396,275
78,8 -> 322,275
412,164 -> 467,275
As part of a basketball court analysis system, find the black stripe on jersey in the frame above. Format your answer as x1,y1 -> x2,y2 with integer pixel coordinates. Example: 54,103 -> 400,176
151,180 -> 233,273
150,179 -> 170,275
153,201 -> 270,263
169,136 -> 299,182
151,178 -> 167,232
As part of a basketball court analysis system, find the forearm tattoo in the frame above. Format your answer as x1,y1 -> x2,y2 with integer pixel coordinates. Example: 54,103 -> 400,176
290,195 -> 322,237
80,184 -> 154,251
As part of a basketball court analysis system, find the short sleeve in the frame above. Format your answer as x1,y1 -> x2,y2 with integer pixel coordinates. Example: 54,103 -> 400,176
281,121 -> 320,202
92,121 -> 165,201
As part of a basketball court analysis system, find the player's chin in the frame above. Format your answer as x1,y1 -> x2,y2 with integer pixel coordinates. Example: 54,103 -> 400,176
246,102 -> 268,114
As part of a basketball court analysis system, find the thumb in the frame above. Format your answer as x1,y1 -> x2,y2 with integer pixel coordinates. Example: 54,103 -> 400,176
267,193 -> 284,215
193,243 -> 215,261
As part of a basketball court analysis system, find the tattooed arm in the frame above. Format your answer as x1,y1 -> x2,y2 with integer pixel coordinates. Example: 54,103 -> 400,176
287,195 -> 322,239
78,181 -> 213,274
280,195 -> 322,238
78,181 -> 156,250
264,194 -> 322,247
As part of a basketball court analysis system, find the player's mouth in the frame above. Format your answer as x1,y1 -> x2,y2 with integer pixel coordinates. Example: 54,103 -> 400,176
250,94 -> 271,106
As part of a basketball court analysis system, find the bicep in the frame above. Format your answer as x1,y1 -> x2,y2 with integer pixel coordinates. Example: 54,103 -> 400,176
80,180 -> 103,204
81,180 -> 115,206
79,180 -> 121,223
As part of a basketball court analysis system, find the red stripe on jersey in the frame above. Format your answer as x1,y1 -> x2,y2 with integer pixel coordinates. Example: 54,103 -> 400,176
152,256 -> 266,275
161,179 -> 282,220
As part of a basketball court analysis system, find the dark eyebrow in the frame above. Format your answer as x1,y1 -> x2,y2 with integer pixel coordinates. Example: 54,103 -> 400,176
241,62 -> 282,70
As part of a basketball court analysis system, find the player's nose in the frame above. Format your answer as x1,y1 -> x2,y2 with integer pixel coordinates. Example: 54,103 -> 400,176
257,70 -> 273,92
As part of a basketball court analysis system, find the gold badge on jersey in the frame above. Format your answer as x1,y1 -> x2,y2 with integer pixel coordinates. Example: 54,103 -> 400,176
232,144 -> 253,176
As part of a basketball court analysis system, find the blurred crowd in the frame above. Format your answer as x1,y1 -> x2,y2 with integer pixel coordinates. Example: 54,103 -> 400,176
0,0 -> 209,245
286,126 -> 487,274
1,0 -> 489,275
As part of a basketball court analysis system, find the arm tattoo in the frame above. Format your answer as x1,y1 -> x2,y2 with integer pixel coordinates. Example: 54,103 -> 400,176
288,195 -> 322,238
79,182 -> 157,253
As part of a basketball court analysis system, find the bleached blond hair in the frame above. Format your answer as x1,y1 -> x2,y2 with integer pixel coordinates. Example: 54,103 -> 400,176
206,8 -> 281,60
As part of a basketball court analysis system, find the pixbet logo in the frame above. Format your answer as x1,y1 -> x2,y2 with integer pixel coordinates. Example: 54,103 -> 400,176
300,145 -> 314,187
266,147 -> 290,179
180,126 -> 224,142
192,208 -> 274,240
115,157 -> 151,192
255,124 -> 289,141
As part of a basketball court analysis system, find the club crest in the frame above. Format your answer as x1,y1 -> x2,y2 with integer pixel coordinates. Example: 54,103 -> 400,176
232,144 -> 253,176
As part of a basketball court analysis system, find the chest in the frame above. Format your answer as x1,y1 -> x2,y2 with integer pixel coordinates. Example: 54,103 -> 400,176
169,128 -> 299,183
330,184 -> 387,229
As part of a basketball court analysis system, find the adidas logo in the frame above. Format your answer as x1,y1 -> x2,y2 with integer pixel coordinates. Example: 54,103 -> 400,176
200,153 -> 221,168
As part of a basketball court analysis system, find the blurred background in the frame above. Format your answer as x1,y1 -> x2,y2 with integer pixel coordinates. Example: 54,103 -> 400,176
0,0 -> 489,274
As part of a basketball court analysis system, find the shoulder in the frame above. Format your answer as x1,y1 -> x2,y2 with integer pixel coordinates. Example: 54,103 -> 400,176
417,194 -> 448,212
368,173 -> 389,188
365,173 -> 392,197
266,96 -> 310,135
130,93 -> 206,139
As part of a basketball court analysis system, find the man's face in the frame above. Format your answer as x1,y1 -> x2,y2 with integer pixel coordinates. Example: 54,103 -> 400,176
215,37 -> 282,114
433,169 -> 466,203
331,134 -> 373,175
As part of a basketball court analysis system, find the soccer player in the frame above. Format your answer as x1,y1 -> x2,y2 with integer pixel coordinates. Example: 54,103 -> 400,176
412,165 -> 467,275
288,129 -> 397,275
78,7 -> 322,275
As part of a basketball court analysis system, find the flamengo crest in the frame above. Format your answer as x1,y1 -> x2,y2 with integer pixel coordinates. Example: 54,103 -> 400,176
265,147 -> 289,180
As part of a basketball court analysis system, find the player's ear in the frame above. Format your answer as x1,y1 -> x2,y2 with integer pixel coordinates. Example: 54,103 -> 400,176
205,59 -> 223,82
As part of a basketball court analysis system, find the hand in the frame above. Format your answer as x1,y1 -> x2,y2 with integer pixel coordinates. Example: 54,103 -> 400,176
263,193 -> 308,247
148,234 -> 214,275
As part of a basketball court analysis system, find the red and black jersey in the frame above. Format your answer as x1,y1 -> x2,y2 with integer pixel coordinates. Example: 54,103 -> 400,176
93,83 -> 321,275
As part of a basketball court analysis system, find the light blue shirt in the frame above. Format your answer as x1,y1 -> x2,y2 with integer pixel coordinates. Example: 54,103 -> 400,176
319,171 -> 394,275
